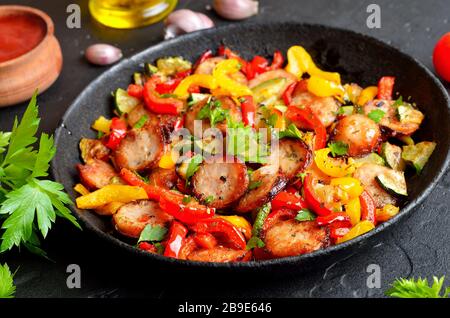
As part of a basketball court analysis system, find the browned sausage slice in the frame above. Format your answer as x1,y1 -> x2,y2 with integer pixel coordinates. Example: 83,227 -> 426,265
363,99 -> 423,136
77,159 -> 117,190
79,138 -> 110,163
234,165 -> 287,213
332,114 -> 381,157
187,246 -> 251,262
292,85 -> 340,128
113,200 -> 173,238
278,139 -> 312,179
113,123 -> 164,172
353,163 -> 397,208
264,219 -> 329,257
192,157 -> 249,209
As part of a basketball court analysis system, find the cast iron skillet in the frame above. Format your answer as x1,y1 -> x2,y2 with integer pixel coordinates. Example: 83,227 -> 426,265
52,22 -> 450,273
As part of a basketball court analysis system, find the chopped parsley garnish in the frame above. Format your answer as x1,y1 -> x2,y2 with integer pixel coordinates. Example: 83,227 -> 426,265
138,224 -> 168,244
185,154 -> 203,186
248,180 -> 262,190
203,195 -> 215,204
133,115 -> 148,129
295,209 -> 316,222
368,109 -> 386,123
278,123 -> 303,140
328,141 -> 349,156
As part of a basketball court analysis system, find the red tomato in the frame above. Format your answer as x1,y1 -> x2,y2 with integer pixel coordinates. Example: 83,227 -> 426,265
433,32 -> 450,82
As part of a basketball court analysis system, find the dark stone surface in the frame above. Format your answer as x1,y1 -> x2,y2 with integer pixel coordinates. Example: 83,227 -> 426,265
0,0 -> 449,298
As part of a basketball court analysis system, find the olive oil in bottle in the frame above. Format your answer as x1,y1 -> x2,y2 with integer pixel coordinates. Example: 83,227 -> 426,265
89,0 -> 177,29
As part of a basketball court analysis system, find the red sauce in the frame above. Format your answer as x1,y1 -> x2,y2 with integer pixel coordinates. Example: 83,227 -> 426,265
0,14 -> 46,63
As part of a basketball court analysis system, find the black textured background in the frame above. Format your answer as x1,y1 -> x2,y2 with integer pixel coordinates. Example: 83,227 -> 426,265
0,0 -> 449,298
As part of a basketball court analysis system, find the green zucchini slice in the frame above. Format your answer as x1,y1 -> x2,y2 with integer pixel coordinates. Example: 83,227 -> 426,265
376,169 -> 408,196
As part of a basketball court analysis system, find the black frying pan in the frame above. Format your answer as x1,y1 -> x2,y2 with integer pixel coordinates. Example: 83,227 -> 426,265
51,22 -> 450,273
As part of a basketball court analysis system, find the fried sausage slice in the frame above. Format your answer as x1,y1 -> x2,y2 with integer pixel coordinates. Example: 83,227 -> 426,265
291,84 -> 340,128
113,200 -> 173,238
79,138 -> 110,163
264,219 -> 329,257
192,157 -> 249,209
332,114 -> 381,157
187,246 -> 251,262
363,99 -> 423,136
234,165 -> 287,213
113,123 -> 164,172
278,139 -> 312,179
353,163 -> 397,208
77,159 -> 117,190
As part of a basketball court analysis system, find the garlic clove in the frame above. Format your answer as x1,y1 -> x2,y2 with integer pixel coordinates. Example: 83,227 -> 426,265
164,9 -> 215,40
85,44 -> 123,66
213,0 -> 259,21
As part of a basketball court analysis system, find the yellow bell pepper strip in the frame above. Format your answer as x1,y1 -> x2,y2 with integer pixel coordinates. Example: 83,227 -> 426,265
345,197 -> 361,226
285,46 -> 341,83
376,204 -> 400,222
330,177 -> 364,198
94,201 -> 125,216
173,74 -> 218,99
76,185 -> 148,209
217,215 -> 252,240
314,148 -> 356,177
158,152 -> 176,169
307,76 -> 345,98
336,220 -> 375,244
74,183 -> 90,196
212,59 -> 253,97
357,86 -> 378,106
92,116 -> 111,134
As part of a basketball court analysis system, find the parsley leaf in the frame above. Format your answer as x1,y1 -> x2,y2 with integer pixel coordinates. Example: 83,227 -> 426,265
0,93 -> 80,255
203,195 -> 215,205
133,115 -> 148,129
392,96 -> 404,108
386,276 -> 450,298
138,224 -> 167,244
197,99 -> 229,127
328,141 -> 349,156
278,123 -> 303,140
0,263 -> 15,298
246,236 -> 265,250
182,195 -> 192,204
368,109 -> 386,123
185,154 -> 203,186
248,180 -> 262,190
226,123 -> 269,164
295,208 -> 316,221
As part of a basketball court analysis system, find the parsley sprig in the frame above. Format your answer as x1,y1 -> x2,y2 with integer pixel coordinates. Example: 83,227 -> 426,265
0,93 -> 80,255
386,276 -> 450,298
0,263 -> 16,298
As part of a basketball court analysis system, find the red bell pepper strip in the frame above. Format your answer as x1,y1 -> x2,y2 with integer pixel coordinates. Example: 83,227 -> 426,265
154,70 -> 191,95
360,190 -> 377,225
262,209 -> 298,234
253,247 -> 275,260
377,76 -> 395,100
138,241 -> 157,253
164,221 -> 188,258
159,190 -> 215,224
193,232 -> 218,250
240,95 -> 256,127
103,117 -> 127,150
316,212 -> 351,227
285,106 -> 327,150
248,55 -> 269,79
143,78 -> 183,115
267,50 -> 284,70
127,84 -> 144,99
271,191 -> 306,211
282,82 -> 298,106
119,168 -> 165,201
191,218 -> 246,250
303,174 -> 333,217
193,49 -> 214,70
328,221 -> 351,239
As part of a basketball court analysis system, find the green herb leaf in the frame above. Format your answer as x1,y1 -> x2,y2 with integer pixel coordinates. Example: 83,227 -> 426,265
392,96 -> 403,108
182,195 -> 192,204
226,124 -> 268,164
368,109 -> 386,123
386,276 -> 450,298
197,99 -> 229,126
328,141 -> 349,156
278,123 -> 303,140
0,263 -> 15,298
138,224 -> 168,244
248,180 -> 262,190
0,132 -> 11,155
203,195 -> 215,205
252,203 -> 271,237
133,115 -> 148,129
266,113 -> 278,127
245,236 -> 265,250
185,154 -> 203,186
295,208 -> 316,222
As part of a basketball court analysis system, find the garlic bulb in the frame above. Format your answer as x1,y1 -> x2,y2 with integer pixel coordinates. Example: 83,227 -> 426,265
164,9 -> 215,40
213,0 -> 259,20
85,44 -> 122,66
